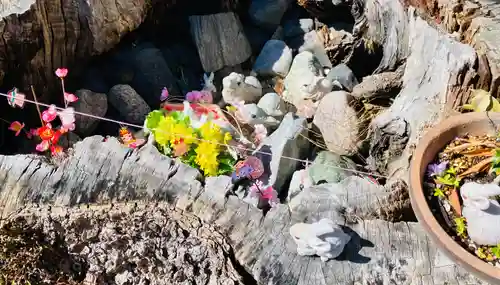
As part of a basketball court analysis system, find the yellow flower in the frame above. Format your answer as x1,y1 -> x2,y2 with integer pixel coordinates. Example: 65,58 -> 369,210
154,116 -> 175,146
223,132 -> 232,144
170,121 -> 196,147
199,121 -> 223,143
195,141 -> 219,176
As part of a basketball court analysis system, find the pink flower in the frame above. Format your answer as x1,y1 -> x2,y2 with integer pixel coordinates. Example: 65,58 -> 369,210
55,68 -> 68,78
64,92 -> 78,103
160,87 -> 169,102
8,121 -> 24,136
42,105 -> 58,123
186,91 -> 203,103
58,107 -> 76,131
261,185 -> 279,207
27,128 -> 37,139
36,140 -> 50,152
249,181 -> 279,208
198,90 -> 213,104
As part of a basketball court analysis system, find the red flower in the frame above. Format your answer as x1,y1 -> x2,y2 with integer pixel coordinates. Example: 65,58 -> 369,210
51,130 -> 62,144
38,125 -> 55,141
50,145 -> 63,155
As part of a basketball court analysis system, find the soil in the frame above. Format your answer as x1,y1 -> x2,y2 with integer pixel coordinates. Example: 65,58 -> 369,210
424,134 -> 500,267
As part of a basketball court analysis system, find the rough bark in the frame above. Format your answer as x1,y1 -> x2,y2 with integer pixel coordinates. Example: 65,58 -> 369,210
189,12 -> 252,72
0,0 -> 151,102
0,136 -> 486,284
366,5 -> 477,185
4,204 -> 250,284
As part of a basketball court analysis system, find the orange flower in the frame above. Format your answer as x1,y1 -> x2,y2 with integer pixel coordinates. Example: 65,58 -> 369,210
38,125 -> 54,141
50,145 -> 63,155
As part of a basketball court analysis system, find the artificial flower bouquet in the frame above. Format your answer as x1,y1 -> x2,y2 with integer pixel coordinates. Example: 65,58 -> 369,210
144,102 -> 236,177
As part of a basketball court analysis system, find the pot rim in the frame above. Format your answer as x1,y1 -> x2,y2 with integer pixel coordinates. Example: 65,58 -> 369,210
410,111 -> 500,282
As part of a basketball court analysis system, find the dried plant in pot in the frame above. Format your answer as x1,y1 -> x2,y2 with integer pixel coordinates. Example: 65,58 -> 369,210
410,112 -> 500,283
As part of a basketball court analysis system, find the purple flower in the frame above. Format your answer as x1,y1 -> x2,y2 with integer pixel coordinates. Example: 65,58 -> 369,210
426,161 -> 448,177
160,87 -> 169,102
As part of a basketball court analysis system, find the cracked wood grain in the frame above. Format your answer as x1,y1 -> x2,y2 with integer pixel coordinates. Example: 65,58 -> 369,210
0,0 -> 150,101
0,136 -> 487,284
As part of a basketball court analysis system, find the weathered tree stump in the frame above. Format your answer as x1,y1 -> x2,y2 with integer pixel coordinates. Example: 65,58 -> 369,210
0,136 -> 486,284
0,0 -> 151,102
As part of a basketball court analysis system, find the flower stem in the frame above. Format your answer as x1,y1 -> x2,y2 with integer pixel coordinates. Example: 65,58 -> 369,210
30,85 -> 44,126
252,181 -> 264,196
61,78 -> 67,109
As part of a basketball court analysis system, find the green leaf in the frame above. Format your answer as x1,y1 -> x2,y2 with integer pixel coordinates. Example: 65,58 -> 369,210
169,111 -> 184,122
145,110 -> 165,132
477,248 -> 487,259
433,188 -> 445,198
492,245 -> 500,258
446,167 -> 455,175
454,217 -> 467,237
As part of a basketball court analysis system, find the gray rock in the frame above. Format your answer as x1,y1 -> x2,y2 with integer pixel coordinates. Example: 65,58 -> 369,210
73,89 -> 108,136
103,42 -> 156,87
222,72 -> 263,104
313,91 -> 360,155
288,176 -> 395,222
282,51 -> 329,105
253,113 -> 310,194
287,169 -> 313,201
81,67 -> 109,94
326,63 -> 359,92
160,43 -> 204,95
309,151 -> 357,184
298,30 -> 332,68
270,26 -> 285,41
130,47 -> 180,107
238,103 -> 281,128
249,0 -> 293,30
257,92 -> 286,117
351,68 -> 403,99
108,85 -> 151,125
284,18 -> 314,39
57,132 -> 82,150
253,40 -> 293,77
243,23 -> 273,53
189,13 -> 252,72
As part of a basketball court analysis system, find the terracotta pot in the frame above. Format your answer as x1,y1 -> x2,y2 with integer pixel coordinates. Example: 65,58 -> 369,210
410,112 -> 500,283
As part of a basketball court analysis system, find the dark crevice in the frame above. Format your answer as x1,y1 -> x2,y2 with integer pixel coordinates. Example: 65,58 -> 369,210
226,246 -> 258,285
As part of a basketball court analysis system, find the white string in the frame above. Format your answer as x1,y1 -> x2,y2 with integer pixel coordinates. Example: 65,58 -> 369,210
0,91 -> 388,179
